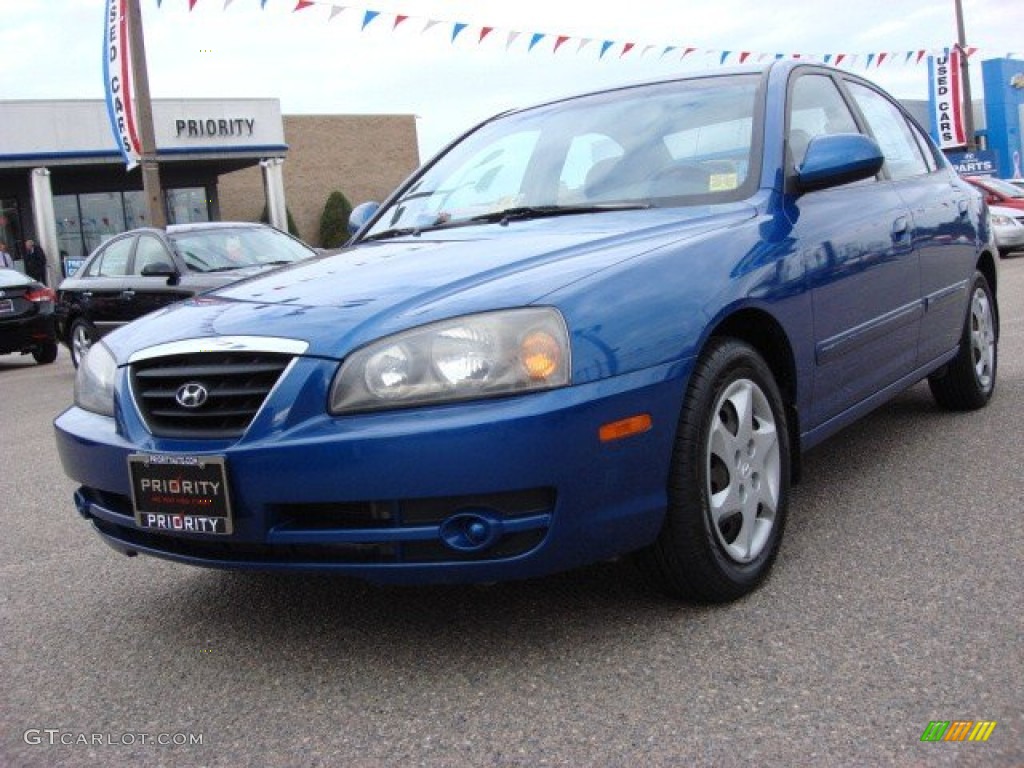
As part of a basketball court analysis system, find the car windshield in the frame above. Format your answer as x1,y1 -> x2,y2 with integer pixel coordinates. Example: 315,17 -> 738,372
169,227 -> 313,273
977,177 -> 1024,198
365,75 -> 761,237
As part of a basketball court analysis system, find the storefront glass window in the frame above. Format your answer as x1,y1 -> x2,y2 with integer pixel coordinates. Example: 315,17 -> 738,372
166,188 -> 210,224
54,194 -> 84,260
49,188 -> 212,265
79,192 -> 126,254
124,190 -> 149,229
0,198 -> 22,259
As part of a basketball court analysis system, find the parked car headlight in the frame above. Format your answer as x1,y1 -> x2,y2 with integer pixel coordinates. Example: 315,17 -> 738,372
74,341 -> 117,417
329,308 -> 570,414
990,213 -> 1016,227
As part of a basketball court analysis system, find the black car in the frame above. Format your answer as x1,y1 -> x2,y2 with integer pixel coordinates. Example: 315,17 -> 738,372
55,222 -> 319,366
0,268 -> 58,365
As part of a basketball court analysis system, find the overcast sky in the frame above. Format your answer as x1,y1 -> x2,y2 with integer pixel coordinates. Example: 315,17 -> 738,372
3,0 -> 1022,158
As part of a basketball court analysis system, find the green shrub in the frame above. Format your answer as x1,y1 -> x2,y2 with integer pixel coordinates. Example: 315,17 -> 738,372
319,191 -> 353,249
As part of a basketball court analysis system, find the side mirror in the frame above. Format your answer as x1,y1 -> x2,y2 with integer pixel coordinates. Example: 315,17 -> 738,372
140,261 -> 177,277
347,202 -> 381,236
794,133 -> 884,194
140,261 -> 179,285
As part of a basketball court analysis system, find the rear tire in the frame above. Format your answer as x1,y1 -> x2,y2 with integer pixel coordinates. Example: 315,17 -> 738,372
69,319 -> 97,369
928,272 -> 997,411
32,342 -> 58,365
637,338 -> 790,602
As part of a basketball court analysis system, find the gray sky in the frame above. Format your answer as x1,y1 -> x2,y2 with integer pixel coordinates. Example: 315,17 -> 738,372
2,0 -> 1022,157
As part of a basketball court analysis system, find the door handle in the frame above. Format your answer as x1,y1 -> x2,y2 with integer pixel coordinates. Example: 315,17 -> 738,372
119,290 -> 135,300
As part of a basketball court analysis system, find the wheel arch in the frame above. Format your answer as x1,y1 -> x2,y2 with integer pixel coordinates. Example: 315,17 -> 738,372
706,307 -> 802,482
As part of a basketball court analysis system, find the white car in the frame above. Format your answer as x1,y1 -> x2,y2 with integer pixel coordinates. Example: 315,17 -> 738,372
990,204 -> 1024,257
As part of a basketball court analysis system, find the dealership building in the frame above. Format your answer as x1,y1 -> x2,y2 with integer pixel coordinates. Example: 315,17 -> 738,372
3,57 -> 1023,285
0,98 -> 419,284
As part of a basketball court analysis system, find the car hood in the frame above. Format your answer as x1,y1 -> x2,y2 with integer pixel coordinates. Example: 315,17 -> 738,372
106,205 -> 755,361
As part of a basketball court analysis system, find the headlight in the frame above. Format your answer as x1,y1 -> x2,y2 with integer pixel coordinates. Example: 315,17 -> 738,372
329,307 -> 570,414
990,213 -> 1014,227
74,341 -> 117,416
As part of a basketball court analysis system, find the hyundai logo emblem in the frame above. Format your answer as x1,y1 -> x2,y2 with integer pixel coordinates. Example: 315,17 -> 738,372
175,382 -> 209,409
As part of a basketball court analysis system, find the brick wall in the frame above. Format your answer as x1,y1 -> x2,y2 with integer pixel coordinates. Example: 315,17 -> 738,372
218,114 -> 420,246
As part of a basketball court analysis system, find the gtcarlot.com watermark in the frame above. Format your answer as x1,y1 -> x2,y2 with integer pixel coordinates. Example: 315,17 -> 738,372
24,729 -> 203,747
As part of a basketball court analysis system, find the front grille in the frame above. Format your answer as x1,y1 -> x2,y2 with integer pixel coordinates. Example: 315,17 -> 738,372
130,351 -> 293,438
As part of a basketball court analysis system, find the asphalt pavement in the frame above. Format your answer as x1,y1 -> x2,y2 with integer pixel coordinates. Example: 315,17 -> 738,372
2,259 -> 1022,768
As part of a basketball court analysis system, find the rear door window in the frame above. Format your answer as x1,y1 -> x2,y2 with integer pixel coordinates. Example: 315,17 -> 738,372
90,237 -> 134,277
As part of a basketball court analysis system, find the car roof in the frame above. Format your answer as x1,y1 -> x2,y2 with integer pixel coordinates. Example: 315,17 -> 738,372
92,222 -> 273,240
478,59 -> 877,128
0,267 -> 37,288
165,222 -> 271,234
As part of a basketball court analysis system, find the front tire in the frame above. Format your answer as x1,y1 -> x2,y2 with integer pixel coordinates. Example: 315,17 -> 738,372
69,319 -> 97,369
637,338 -> 790,602
928,271 -> 997,411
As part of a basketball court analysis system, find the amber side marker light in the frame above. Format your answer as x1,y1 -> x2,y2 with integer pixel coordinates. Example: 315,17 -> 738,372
599,414 -> 653,442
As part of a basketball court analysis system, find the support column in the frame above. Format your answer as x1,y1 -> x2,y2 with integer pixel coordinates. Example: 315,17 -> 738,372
261,158 -> 288,232
30,168 -> 60,286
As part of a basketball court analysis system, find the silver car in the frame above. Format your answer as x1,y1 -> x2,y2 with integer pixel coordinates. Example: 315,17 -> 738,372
990,205 -> 1024,257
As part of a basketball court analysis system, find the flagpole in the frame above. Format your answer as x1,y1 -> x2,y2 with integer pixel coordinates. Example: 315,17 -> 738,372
954,0 -> 976,151
126,0 -> 166,228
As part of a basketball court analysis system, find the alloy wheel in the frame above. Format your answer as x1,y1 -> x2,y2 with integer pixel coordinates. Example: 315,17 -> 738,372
706,378 -> 781,563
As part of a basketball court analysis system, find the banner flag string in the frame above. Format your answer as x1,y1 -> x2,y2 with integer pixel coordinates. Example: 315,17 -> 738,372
156,1 -> 1023,65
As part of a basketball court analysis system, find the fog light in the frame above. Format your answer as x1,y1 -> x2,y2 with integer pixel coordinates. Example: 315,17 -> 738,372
439,511 -> 502,552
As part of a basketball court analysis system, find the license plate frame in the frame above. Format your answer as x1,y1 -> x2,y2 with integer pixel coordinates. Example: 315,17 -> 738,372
128,454 -> 233,535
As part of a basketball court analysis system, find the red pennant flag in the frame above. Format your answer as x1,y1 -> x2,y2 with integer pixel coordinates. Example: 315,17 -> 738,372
393,14 -> 408,29
965,46 -> 978,58
877,52 -> 888,66
739,51 -> 750,63
294,1 -> 314,10
835,53 -> 846,65
479,26 -> 493,43
553,35 -> 569,53
916,49 -> 927,64
189,0 -> 198,9
681,47 -> 697,59
620,42 -> 635,57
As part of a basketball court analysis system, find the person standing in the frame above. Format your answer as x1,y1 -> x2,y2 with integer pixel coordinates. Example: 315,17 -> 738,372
0,241 -> 13,269
23,239 -> 48,285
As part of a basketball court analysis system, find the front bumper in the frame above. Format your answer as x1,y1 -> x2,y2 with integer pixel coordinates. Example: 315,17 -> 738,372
55,356 -> 691,584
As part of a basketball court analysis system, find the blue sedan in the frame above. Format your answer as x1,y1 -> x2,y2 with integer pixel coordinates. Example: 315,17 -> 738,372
55,61 -> 998,602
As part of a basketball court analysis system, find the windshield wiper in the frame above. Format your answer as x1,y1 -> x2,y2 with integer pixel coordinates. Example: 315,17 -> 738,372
361,203 -> 649,241
361,217 -> 468,241
469,203 -> 650,225
361,226 -> 423,242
